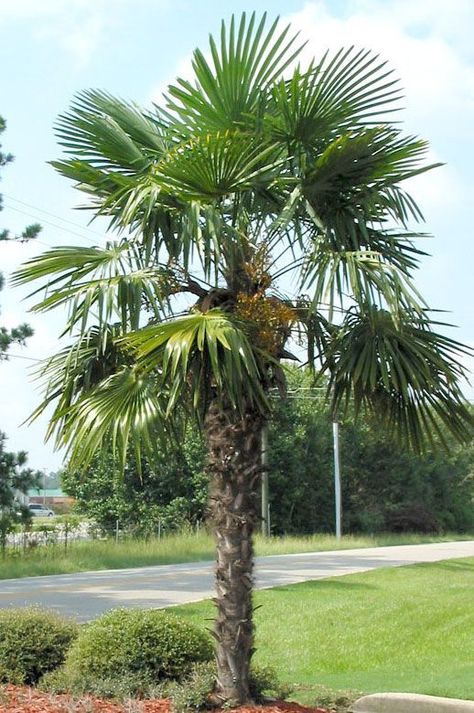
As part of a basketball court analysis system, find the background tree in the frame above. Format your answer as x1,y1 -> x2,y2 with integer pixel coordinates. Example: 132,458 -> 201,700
14,14 -> 472,703
0,115 -> 40,358
0,432 -> 42,556
62,431 -> 208,536
267,368 -> 474,534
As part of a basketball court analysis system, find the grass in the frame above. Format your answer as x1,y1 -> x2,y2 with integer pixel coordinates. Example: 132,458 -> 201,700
168,557 -> 474,703
1,530 -> 472,580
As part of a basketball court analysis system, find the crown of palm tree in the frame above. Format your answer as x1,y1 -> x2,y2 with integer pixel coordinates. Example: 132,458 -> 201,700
13,12 -> 472,469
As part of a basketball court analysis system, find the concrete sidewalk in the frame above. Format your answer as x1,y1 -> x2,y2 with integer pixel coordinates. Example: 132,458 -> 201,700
0,540 -> 472,621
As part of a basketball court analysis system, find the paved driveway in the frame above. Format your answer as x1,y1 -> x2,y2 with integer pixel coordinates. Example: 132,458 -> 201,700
0,540 -> 472,621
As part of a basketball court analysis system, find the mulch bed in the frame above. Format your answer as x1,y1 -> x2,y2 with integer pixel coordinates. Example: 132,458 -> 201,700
0,687 -> 329,713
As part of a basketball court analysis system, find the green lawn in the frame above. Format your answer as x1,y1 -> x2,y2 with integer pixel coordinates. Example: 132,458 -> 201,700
1,531 -> 472,579
169,557 -> 474,703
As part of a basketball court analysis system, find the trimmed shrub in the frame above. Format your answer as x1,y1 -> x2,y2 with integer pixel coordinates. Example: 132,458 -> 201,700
162,661 -> 291,712
42,656 -> 289,708
63,608 -> 213,684
0,607 -> 78,684
40,666 -> 155,699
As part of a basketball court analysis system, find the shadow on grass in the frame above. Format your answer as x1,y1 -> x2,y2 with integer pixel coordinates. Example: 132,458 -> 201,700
268,578 -> 377,594
432,559 -> 474,573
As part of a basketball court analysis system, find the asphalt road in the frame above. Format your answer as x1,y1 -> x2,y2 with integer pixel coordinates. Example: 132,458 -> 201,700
0,540 -> 472,621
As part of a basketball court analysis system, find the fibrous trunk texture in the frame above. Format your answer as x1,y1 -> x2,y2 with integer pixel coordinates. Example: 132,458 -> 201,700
205,399 -> 263,704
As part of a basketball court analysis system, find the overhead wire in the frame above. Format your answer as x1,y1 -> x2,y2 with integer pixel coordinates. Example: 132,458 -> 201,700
3,194 -> 107,241
3,203 -> 101,246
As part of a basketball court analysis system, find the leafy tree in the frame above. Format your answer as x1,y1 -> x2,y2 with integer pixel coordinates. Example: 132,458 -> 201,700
0,115 -> 40,358
0,274 -> 33,359
62,432 -> 208,535
267,370 -> 474,534
0,432 -> 42,555
14,14 -> 473,702
340,416 -> 474,534
0,115 -> 41,243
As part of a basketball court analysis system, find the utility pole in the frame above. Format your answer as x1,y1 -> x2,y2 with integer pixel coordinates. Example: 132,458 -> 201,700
332,419 -> 342,539
261,424 -> 270,536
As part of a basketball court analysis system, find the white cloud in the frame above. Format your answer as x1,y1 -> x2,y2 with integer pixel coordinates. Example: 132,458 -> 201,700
286,1 -> 474,123
280,0 -> 474,218
42,12 -> 105,69
148,53 -> 195,106
0,0 -> 172,68
0,0 -> 126,67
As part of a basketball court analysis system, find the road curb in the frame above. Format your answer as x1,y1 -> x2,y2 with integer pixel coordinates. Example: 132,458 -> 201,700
352,693 -> 474,713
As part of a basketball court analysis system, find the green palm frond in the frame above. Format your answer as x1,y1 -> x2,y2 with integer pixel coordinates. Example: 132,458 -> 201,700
302,127 -> 437,226
54,365 -> 165,471
12,243 -> 130,288
12,243 -> 180,332
154,130 -> 283,201
37,310 -> 271,471
320,307 -> 473,450
56,89 -> 167,170
301,245 -> 427,318
28,324 -> 127,433
26,323 -> 165,471
267,47 -> 403,149
124,310 -> 270,417
167,12 -> 303,131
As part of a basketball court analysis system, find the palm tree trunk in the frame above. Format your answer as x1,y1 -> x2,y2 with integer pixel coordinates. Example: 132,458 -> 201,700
205,399 -> 263,704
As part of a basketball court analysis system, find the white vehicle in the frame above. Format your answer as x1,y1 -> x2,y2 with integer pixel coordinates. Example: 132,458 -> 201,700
28,503 -> 55,517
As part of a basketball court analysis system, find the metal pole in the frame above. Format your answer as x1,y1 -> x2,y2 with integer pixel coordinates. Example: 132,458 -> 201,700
332,420 -> 342,539
261,425 -> 270,537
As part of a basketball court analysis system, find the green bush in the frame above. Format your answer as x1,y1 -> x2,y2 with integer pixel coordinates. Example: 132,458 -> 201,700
159,661 -> 290,712
63,608 -> 213,684
42,654 -> 288,709
40,665 -> 155,699
309,684 -> 363,713
0,607 -> 78,684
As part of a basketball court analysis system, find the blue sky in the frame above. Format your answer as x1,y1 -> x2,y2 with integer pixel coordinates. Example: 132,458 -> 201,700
1,0 -> 473,471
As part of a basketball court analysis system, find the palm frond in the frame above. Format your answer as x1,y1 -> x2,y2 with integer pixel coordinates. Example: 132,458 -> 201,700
12,243 -> 180,332
56,89 -> 167,170
54,365 -> 166,471
124,309 -> 270,417
301,245 -> 427,319
167,12 -> 304,131
28,324 -> 127,433
266,46 -> 403,150
319,307 -> 473,450
302,127 -> 437,226
154,130 -> 284,201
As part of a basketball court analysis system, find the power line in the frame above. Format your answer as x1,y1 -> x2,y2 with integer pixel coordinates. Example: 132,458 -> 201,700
4,193 -> 107,242
3,353 -> 43,363
4,203 -> 100,245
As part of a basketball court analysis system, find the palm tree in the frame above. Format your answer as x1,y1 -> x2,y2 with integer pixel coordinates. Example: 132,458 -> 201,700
14,13 -> 472,703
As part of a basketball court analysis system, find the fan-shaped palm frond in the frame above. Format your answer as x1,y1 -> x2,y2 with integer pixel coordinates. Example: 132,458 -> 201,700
302,127 -> 436,226
56,89 -> 168,170
319,306 -> 472,450
124,309 -> 269,416
167,12 -> 303,131
27,323 -> 127,436
12,243 -> 186,333
33,311 -> 270,471
267,46 -> 403,150
153,131 -> 283,201
301,245 -> 426,318
54,365 -> 165,470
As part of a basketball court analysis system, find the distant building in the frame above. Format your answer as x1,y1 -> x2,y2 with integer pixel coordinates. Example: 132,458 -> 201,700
28,488 -> 74,507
